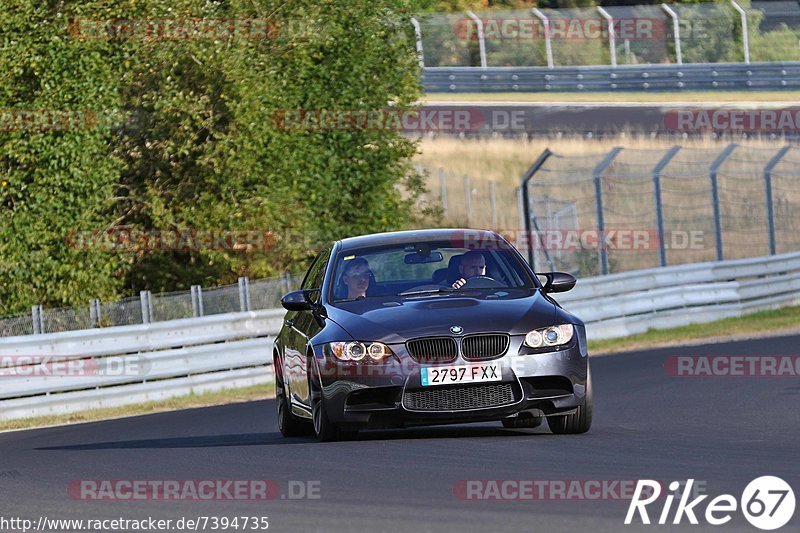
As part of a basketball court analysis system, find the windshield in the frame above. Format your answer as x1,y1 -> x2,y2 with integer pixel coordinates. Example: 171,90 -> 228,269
329,240 -> 535,302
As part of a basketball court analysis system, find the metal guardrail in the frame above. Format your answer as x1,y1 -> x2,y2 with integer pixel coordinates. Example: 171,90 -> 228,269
0,309 -> 283,421
558,251 -> 800,340
2,252 -> 799,420
423,62 -> 800,92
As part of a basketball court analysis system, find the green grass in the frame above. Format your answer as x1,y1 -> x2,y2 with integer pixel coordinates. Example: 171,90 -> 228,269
422,91 -> 800,103
589,305 -> 800,355
0,382 -> 275,433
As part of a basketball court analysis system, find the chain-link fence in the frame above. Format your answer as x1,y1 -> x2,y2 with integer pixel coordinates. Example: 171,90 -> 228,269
522,145 -> 800,277
2,274 -> 302,338
422,144 -> 800,278
419,165 -> 522,231
415,1 -> 800,68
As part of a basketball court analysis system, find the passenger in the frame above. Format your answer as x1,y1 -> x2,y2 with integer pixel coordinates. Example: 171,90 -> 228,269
341,257 -> 371,299
452,250 -> 486,289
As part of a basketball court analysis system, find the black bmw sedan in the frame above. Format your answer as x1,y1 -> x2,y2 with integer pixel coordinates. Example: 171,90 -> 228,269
274,229 -> 591,441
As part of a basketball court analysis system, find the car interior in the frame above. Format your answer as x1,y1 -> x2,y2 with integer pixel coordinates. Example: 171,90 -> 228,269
331,250 -> 528,300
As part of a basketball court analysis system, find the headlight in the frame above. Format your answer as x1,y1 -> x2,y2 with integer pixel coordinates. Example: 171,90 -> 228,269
330,342 -> 393,363
524,324 -> 574,349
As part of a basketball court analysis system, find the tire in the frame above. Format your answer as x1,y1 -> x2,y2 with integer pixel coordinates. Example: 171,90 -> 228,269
502,415 -> 543,429
275,358 -> 306,438
549,369 -> 593,435
309,361 -> 341,442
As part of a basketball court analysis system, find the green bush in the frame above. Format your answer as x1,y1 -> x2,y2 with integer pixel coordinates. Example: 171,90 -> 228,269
0,0 -> 427,314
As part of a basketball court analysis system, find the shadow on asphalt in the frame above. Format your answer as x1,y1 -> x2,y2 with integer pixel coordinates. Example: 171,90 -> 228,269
36,425 -> 553,450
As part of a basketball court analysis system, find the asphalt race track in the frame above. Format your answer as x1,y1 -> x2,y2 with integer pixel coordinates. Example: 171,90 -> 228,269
1,334 -> 798,532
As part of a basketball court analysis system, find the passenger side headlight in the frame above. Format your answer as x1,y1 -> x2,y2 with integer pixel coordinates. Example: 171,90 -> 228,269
524,324 -> 574,349
330,342 -> 393,363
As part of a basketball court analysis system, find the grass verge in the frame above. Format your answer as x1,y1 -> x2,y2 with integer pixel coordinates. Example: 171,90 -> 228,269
0,382 -> 275,433
422,91 -> 800,103
588,305 -> 800,355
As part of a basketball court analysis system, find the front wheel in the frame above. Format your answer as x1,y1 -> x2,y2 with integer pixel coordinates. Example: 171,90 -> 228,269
309,361 -> 342,442
549,369 -> 593,434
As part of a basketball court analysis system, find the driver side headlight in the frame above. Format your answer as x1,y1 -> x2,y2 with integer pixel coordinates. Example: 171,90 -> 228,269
329,341 -> 393,363
524,324 -> 574,349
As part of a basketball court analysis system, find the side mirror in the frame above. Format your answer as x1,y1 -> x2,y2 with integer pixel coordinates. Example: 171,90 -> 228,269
540,272 -> 576,293
281,290 -> 314,311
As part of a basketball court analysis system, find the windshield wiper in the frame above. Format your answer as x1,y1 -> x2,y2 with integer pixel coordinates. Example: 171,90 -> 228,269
397,287 -> 456,297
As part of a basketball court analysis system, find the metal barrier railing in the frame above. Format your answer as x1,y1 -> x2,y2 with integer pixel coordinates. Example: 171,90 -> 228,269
0,273 -> 301,338
422,62 -> 800,93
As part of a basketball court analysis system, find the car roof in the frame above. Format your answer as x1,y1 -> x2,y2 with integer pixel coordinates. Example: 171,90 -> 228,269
336,228 -> 502,252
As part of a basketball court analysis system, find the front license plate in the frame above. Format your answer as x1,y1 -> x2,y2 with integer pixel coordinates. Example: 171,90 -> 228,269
420,362 -> 502,387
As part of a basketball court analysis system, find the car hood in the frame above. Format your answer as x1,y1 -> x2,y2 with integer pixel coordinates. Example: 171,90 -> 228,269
324,289 -> 559,344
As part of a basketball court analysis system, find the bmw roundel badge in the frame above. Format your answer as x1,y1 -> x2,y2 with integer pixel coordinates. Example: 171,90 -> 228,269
450,325 -> 464,334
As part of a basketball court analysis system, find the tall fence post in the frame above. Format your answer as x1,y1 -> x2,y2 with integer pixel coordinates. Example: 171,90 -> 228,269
729,0 -> 750,64
520,149 -> 554,268
489,180 -> 497,228
652,146 -> 682,267
708,144 -> 737,261
763,146 -> 791,256
282,271 -> 293,293
31,305 -> 43,335
464,175 -> 472,227
410,17 -> 425,68
597,7 -> 617,67
661,4 -> 683,65
191,285 -> 205,317
90,299 -> 101,327
439,168 -> 448,217
465,11 -> 488,68
532,8 -> 554,68
238,276 -> 251,312
593,147 -> 623,275
140,291 -> 151,324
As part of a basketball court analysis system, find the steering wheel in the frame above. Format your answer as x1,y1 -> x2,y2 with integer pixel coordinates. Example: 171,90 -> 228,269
460,275 -> 504,289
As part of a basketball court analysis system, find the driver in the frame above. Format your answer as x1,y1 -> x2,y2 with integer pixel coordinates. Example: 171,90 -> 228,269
452,250 -> 486,289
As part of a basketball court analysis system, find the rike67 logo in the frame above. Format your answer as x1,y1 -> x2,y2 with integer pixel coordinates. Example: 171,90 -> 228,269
626,477 -> 796,530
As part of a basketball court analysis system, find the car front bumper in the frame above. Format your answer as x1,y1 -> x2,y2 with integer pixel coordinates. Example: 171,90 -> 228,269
314,335 -> 589,429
